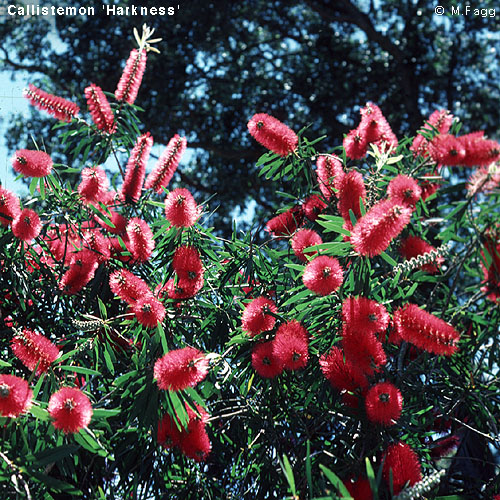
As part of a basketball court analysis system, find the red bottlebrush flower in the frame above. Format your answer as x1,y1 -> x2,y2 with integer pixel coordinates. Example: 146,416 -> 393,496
350,200 -> 412,257
125,218 -> 155,262
387,174 -> 422,209
162,277 -> 204,300
393,303 -> 460,355
342,331 -> 387,376
0,374 -> 33,418
82,229 -> 111,263
48,387 -> 93,434
291,228 -> 322,262
428,134 -> 466,166
95,208 -> 127,235
158,413 -> 183,449
109,269 -> 151,304
344,129 -> 369,160
302,255 -> 343,296
172,245 -> 204,283
179,404 -> 211,462
59,249 -> 99,295
399,236 -> 444,274
337,170 -> 367,223
266,206 -> 304,237
365,381 -> 403,426
458,131 -> 500,167
411,109 -> 453,156
84,84 -> 116,134
78,166 -> 110,204
316,154 -> 345,200
251,341 -> 283,378
154,347 -> 209,391
12,209 -> 42,242
467,164 -> 500,197
132,295 -> 166,328
11,328 -> 60,375
121,132 -> 154,204
302,194 -> 327,221
342,296 -> 390,336
145,135 -> 187,194
344,477 -> 373,500
115,49 -> 147,105
0,186 -> 20,226
480,240 -> 500,303
419,170 -> 442,201
164,188 -> 200,228
272,320 -> 309,371
24,84 -> 79,122
241,296 -> 277,337
319,346 -> 368,392
247,113 -> 298,157
430,434 -> 460,458
11,149 -> 53,178
359,102 -> 398,150
382,442 -> 422,494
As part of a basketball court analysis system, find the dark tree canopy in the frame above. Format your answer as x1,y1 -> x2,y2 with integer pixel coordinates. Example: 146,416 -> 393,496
2,0 -> 500,233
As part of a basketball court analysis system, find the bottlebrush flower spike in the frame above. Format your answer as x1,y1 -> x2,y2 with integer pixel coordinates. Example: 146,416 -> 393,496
342,330 -> 387,376
430,435 -> 460,458
158,413 -> 183,449
115,49 -> 147,104
241,296 -> 277,337
172,245 -> 204,284
410,109 -> 453,156
132,294 -> 166,328
24,84 -> 79,122
337,170 -> 367,223
382,442 -> 422,494
251,341 -> 284,378
82,229 -> 111,263
480,239 -> 500,303
247,113 -> 298,157
94,207 -> 127,235
145,135 -> 187,194
387,174 -> 422,209
121,132 -> 154,204
458,131 -> 500,167
11,149 -> 53,178
359,102 -> 398,150
350,200 -> 412,257
85,84 -> 116,134
0,186 -> 20,227
342,296 -> 390,336
179,404 -> 211,462
393,303 -> 460,355
302,194 -> 327,221
125,217 -> 155,262
291,228 -> 322,262
467,163 -> 500,197
154,347 -> 209,391
365,381 -> 403,426
316,154 -> 345,200
48,387 -> 93,434
78,166 -> 110,204
266,206 -> 304,237
344,477 -> 373,500
164,188 -> 200,228
0,374 -> 33,418
59,249 -> 99,295
109,269 -> 151,304
344,129 -> 369,160
399,236 -> 444,274
11,328 -> 60,375
302,255 -> 343,296
319,346 -> 368,392
272,320 -> 309,371
12,208 -> 42,242
428,134 -> 466,166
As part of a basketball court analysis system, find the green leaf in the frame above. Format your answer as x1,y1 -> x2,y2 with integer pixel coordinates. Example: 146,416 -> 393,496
34,445 -> 80,467
280,454 -> 296,495
30,405 -> 50,421
59,365 -> 101,376
92,409 -> 121,419
379,251 -> 397,266
319,465 -> 352,498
